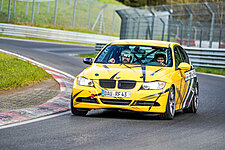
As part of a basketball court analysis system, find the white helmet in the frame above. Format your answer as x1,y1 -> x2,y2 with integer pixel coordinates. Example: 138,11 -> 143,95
120,49 -> 133,63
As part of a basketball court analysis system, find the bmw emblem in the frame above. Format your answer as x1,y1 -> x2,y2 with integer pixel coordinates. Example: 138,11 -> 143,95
116,76 -> 120,79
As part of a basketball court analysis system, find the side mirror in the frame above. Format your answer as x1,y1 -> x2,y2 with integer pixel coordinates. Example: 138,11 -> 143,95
83,57 -> 93,65
178,62 -> 191,78
178,62 -> 191,71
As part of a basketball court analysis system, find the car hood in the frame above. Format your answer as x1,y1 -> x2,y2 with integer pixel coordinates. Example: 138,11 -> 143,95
79,63 -> 174,82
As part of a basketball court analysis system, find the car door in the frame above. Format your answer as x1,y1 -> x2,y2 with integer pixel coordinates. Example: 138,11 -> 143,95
177,46 -> 197,109
172,46 -> 186,110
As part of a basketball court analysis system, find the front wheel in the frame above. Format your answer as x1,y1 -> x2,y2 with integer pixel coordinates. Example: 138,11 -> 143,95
159,87 -> 175,120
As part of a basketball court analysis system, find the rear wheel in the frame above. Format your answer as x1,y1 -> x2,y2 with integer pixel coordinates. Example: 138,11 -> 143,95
159,87 -> 175,120
183,85 -> 199,113
71,95 -> 89,116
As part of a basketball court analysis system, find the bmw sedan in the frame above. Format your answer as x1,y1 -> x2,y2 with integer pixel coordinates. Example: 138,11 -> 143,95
71,40 -> 199,119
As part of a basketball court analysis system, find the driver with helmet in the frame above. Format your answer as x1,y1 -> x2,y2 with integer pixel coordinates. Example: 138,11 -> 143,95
154,53 -> 166,66
108,49 -> 132,64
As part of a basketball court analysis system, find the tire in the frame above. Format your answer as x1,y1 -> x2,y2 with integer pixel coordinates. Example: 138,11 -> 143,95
159,87 -> 175,120
71,95 -> 89,116
183,84 -> 199,113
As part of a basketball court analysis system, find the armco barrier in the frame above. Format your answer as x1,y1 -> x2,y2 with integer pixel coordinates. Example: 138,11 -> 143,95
96,43 -> 225,69
0,23 -> 119,44
0,23 -> 224,69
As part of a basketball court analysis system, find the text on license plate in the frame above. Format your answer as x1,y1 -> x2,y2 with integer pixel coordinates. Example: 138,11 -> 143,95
101,90 -> 131,98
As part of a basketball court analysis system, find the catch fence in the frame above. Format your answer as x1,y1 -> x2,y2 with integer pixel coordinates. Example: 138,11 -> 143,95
116,2 -> 225,49
0,0 -> 126,35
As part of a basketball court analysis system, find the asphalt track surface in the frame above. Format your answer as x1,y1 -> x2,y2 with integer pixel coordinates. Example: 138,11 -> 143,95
0,38 -> 225,150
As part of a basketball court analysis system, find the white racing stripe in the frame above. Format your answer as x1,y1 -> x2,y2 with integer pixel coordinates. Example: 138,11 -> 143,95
0,112 -> 70,130
182,78 -> 194,109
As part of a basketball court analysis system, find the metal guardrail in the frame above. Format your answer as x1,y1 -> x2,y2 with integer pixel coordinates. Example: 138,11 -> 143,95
0,23 -> 119,44
0,23 -> 224,69
184,47 -> 225,69
96,43 -> 225,69
95,43 -> 107,52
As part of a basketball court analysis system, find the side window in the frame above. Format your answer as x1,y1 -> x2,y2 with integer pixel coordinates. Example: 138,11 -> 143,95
178,46 -> 189,64
174,47 -> 182,68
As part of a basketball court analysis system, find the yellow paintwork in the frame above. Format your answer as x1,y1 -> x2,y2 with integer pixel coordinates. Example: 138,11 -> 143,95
72,40 -> 190,113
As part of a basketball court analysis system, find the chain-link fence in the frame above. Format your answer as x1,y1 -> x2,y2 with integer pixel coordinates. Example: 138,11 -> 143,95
116,2 -> 225,48
0,0 -> 126,35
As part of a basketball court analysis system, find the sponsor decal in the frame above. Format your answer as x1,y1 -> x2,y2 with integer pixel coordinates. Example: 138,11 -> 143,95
185,70 -> 196,82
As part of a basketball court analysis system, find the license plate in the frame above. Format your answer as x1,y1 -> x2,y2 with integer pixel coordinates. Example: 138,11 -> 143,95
101,90 -> 131,98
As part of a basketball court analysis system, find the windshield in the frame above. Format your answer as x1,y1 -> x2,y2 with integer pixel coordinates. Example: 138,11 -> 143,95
95,45 -> 173,67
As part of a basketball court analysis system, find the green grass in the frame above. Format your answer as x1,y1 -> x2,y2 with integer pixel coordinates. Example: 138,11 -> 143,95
0,0 -> 125,35
98,0 -> 122,5
195,67 -> 225,76
0,52 -> 53,90
76,53 -> 98,58
0,34 -> 95,46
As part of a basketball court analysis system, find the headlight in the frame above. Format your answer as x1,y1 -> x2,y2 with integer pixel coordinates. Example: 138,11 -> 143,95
77,76 -> 94,87
142,81 -> 166,90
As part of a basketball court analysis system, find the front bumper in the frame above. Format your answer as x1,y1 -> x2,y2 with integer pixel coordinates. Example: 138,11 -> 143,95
72,82 -> 170,113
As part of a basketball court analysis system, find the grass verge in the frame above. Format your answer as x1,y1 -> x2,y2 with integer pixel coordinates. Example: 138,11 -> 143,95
0,34 -> 95,46
195,67 -> 225,76
76,53 -> 98,58
0,52 -> 53,90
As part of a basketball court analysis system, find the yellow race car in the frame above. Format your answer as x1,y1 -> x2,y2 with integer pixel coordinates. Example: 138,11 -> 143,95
71,40 -> 199,119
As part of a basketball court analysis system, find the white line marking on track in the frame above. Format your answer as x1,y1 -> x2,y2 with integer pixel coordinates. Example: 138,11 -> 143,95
0,111 -> 71,130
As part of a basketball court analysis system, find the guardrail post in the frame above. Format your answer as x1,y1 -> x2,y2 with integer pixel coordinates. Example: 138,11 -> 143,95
72,0 -> 77,28
218,24 -> 222,48
47,2 -> 50,13
26,2 -> 29,15
88,0 -> 97,29
134,8 -> 141,39
99,4 -> 107,33
147,7 -> 155,40
54,0 -> 58,25
131,17 -> 137,39
31,0 -> 35,23
111,6 -> 116,33
163,5 -> 172,41
0,0 -> 3,11
8,0 -> 11,22
159,18 -> 165,41
193,26 -> 197,42
62,0 -> 65,10
37,2 -> 40,14
184,4 -> 193,47
116,9 -> 129,39
92,4 -> 107,33
196,21 -> 203,48
177,20 -> 184,45
205,2 -> 215,48
13,0 -> 16,13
